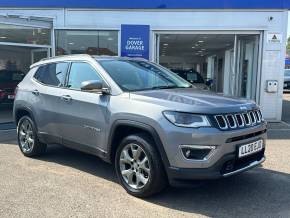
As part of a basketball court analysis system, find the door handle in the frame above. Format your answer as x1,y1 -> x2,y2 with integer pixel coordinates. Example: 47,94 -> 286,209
61,95 -> 72,102
32,89 -> 39,96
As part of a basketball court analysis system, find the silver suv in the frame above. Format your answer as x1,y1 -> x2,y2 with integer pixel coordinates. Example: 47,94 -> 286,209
14,55 -> 267,197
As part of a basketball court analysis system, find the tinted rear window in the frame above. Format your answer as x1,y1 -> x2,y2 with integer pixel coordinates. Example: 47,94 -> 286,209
34,62 -> 69,86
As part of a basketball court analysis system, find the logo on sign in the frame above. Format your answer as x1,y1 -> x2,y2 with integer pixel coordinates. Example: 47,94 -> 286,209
125,37 -> 145,51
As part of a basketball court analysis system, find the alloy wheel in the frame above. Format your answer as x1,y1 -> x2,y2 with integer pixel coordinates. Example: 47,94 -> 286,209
119,143 -> 151,190
19,119 -> 35,153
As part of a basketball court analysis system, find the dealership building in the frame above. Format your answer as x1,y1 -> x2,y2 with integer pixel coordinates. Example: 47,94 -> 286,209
0,0 -> 289,122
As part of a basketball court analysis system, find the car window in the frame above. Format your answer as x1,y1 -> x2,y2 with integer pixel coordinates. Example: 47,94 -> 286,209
34,62 -> 68,87
67,62 -> 102,90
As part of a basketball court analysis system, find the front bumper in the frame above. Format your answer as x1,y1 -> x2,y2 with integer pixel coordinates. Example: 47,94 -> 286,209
167,148 -> 265,186
157,121 -> 267,185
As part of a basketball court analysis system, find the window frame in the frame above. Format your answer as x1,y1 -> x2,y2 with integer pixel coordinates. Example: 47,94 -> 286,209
64,61 -> 110,92
32,61 -> 71,88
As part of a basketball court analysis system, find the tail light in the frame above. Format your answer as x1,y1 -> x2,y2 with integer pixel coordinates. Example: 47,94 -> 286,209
0,89 -> 4,98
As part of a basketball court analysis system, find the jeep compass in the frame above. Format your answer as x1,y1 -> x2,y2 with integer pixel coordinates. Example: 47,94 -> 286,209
13,54 -> 267,197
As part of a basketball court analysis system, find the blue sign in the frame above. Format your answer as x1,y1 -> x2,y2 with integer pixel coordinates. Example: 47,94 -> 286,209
1,0 -> 289,9
121,25 -> 150,60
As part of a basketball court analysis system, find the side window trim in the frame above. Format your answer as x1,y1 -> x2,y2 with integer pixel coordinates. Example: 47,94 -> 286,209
33,61 -> 71,88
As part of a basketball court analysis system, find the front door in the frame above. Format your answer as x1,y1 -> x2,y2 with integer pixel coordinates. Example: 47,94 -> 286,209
59,62 -> 110,152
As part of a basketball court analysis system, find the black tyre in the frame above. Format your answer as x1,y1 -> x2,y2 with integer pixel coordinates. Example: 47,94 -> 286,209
115,133 -> 167,197
17,115 -> 47,157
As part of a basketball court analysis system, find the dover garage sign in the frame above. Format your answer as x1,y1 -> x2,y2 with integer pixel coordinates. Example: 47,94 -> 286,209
121,24 -> 150,60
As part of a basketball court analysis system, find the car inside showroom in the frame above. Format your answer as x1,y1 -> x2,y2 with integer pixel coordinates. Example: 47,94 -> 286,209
0,0 -> 289,124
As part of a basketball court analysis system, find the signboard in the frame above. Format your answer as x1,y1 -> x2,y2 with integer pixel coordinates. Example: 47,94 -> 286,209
121,24 -> 150,59
267,33 -> 282,44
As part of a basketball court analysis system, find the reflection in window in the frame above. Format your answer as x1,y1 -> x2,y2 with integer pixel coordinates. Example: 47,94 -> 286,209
55,30 -> 118,56
0,23 -> 50,45
34,63 -> 68,87
68,62 -> 102,90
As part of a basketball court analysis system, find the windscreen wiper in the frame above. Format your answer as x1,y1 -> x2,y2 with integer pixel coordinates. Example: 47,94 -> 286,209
151,85 -> 177,90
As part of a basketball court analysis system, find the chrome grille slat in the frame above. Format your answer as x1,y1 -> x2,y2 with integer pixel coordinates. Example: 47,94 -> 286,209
243,113 -> 251,126
249,111 -> 257,125
255,110 -> 261,123
235,114 -> 245,127
215,109 -> 263,130
225,114 -> 237,128
214,115 -> 228,130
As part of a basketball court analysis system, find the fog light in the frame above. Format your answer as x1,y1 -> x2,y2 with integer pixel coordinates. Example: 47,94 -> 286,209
180,145 -> 216,160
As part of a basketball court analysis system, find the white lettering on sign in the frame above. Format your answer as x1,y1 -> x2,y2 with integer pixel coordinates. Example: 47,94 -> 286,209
125,37 -> 145,51
267,33 -> 282,44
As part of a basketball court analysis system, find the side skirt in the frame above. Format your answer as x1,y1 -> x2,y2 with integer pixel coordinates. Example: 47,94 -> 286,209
38,132 -> 110,163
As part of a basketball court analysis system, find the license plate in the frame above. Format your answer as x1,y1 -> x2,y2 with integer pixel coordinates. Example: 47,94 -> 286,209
238,140 -> 263,158
7,95 -> 15,99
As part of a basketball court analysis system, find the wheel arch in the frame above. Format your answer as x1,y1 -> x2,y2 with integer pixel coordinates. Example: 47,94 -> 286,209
107,120 -> 170,171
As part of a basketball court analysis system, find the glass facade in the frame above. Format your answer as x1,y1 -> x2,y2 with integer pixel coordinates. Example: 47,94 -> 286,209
0,23 -> 51,45
55,30 -> 118,56
158,33 -> 260,100
0,24 -> 51,124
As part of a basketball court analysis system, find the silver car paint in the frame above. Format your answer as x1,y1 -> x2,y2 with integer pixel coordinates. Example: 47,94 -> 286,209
14,55 -> 267,170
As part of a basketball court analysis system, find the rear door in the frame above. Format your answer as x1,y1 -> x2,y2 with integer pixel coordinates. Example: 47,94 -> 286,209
32,62 -> 69,143
59,61 -> 110,152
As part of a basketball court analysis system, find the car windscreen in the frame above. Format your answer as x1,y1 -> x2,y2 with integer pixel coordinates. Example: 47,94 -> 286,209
98,59 -> 192,91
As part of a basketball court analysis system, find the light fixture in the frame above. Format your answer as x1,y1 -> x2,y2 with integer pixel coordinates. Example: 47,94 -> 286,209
201,48 -> 206,51
198,40 -> 204,43
163,43 -> 168,46
107,37 -> 113,41
68,42 -> 74,45
192,46 -> 195,49
0,36 -> 7,39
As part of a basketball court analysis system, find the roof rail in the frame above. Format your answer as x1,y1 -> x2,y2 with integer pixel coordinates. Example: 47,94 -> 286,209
39,54 -> 92,62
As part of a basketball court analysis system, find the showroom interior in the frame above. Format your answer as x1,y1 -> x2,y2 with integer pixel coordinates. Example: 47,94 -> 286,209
0,5 -> 288,123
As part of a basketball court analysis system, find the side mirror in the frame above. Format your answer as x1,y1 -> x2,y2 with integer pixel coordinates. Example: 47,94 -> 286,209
80,80 -> 111,95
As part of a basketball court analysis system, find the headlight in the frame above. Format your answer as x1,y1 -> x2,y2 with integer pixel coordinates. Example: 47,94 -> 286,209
163,111 -> 211,128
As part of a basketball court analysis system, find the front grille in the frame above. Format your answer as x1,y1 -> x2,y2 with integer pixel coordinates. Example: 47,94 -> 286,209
214,110 -> 263,131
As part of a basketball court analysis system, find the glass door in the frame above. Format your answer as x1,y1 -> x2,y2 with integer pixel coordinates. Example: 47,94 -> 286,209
235,35 -> 260,99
